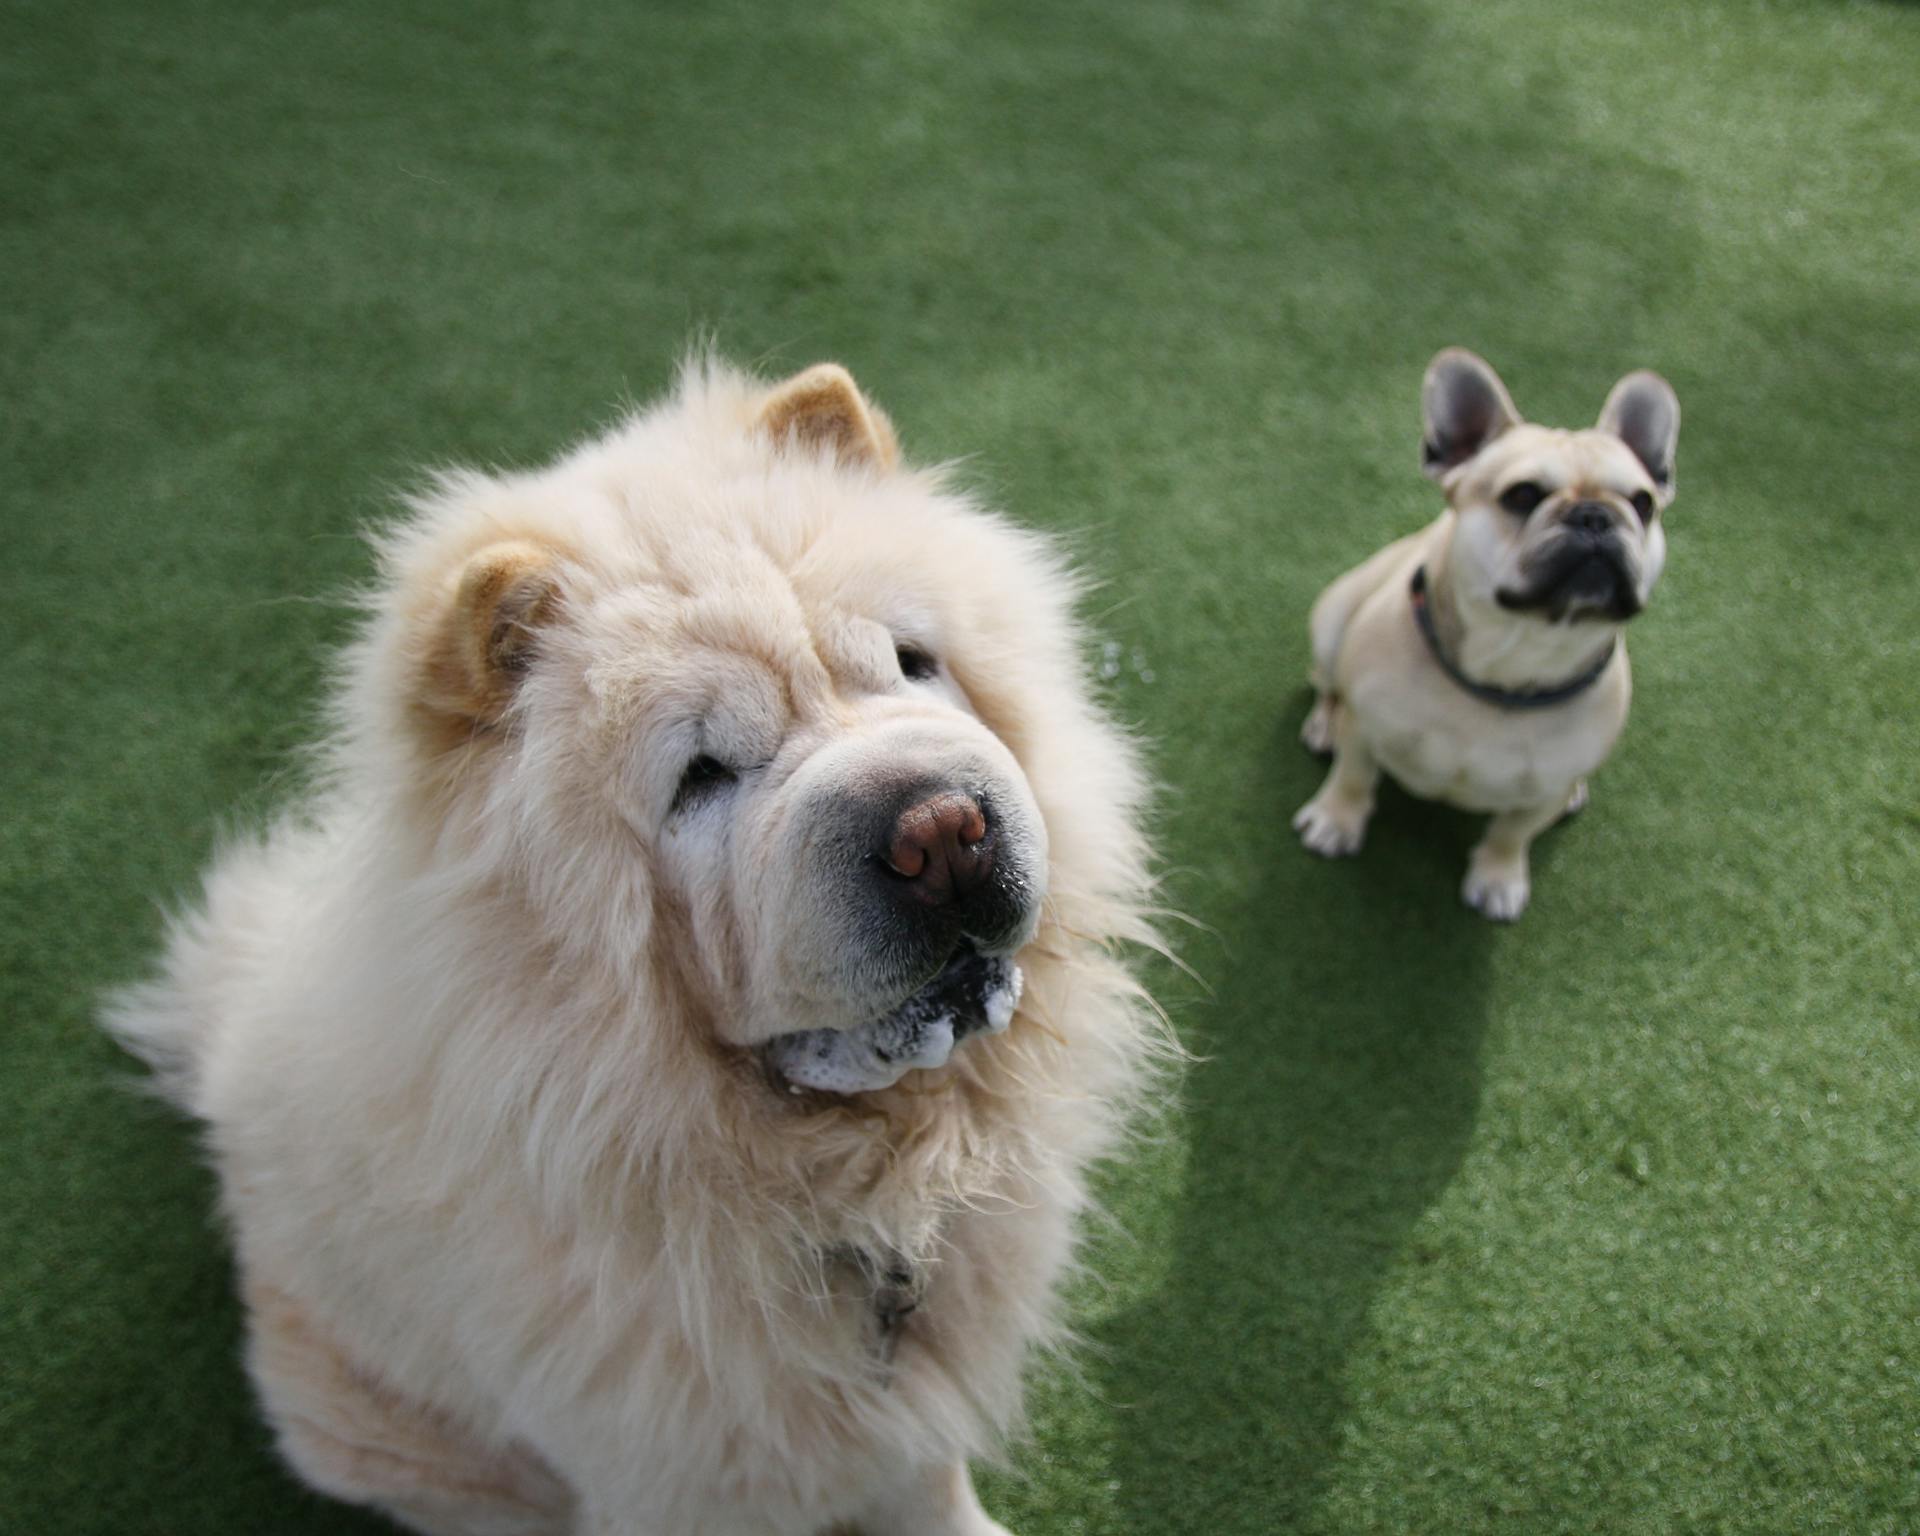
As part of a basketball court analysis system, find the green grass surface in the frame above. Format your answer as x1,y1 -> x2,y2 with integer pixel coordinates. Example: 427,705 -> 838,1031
5,1 -> 1917,1531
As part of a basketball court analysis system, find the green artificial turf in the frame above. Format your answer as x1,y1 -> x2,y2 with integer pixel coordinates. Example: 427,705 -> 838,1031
4,0 -> 1917,1531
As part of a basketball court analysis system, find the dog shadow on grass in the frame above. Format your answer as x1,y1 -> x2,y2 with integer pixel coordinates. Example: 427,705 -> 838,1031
1093,703 -> 1502,1533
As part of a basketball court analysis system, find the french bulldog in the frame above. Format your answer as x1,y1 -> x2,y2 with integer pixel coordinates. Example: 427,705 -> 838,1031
1294,348 -> 1680,920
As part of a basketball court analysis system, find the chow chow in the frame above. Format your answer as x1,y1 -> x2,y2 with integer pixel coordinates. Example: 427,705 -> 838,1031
105,359 -> 1164,1535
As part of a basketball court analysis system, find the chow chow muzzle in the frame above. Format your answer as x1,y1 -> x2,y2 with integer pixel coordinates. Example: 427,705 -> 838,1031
740,719 -> 1048,1091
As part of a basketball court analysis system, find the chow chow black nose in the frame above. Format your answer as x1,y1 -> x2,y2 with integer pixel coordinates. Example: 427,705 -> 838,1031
881,789 -> 995,907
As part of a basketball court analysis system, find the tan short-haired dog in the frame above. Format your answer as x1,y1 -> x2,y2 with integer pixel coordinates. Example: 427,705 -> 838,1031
1294,349 -> 1680,919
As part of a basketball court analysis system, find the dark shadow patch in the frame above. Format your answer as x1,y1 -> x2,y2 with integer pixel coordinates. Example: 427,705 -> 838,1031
1093,702 -> 1495,1530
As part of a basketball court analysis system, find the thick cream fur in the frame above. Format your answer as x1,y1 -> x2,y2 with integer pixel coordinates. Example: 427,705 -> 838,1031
105,358 -> 1165,1536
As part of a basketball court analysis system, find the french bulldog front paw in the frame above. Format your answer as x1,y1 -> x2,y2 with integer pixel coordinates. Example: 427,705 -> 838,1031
1294,797 -> 1368,857
1461,861 -> 1530,921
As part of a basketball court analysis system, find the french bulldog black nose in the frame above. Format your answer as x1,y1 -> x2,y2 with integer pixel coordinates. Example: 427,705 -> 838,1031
1566,501 -> 1614,536
880,790 -> 994,908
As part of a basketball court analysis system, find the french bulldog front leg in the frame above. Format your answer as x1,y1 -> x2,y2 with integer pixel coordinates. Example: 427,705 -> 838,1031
1461,792 -> 1577,921
1300,690 -> 1338,756
1293,725 -> 1379,858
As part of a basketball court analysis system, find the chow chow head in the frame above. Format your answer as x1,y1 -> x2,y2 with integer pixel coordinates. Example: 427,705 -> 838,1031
1421,348 -> 1680,624
355,360 -> 1134,1095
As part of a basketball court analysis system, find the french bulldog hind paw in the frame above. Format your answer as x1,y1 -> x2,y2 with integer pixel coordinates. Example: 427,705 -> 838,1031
1300,698 -> 1337,757
1293,799 -> 1368,858
1461,865 -> 1530,921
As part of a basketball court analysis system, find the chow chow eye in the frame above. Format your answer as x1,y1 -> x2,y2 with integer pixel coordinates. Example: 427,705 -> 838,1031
671,754 -> 737,814
895,643 -> 939,682
1499,481 -> 1548,516
1629,489 -> 1655,522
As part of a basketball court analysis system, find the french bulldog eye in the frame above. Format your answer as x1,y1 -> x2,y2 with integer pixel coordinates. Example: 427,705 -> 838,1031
1499,482 -> 1548,516
671,754 -> 738,814
895,643 -> 939,682
1629,489 -> 1655,523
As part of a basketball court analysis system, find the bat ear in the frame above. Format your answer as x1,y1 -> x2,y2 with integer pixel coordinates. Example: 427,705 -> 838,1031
1420,348 -> 1521,480
756,363 -> 899,469
1598,370 -> 1680,496
416,539 -> 564,727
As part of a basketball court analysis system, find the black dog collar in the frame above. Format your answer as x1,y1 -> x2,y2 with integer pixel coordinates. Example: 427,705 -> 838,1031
1409,566 -> 1616,710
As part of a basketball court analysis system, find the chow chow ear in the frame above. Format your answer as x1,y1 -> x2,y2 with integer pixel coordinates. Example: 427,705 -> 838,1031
1421,348 -> 1522,480
418,540 -> 564,725
1598,370 -> 1680,497
756,363 -> 899,469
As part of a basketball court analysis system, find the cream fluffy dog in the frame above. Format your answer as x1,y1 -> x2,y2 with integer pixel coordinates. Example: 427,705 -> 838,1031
106,360 -> 1162,1536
